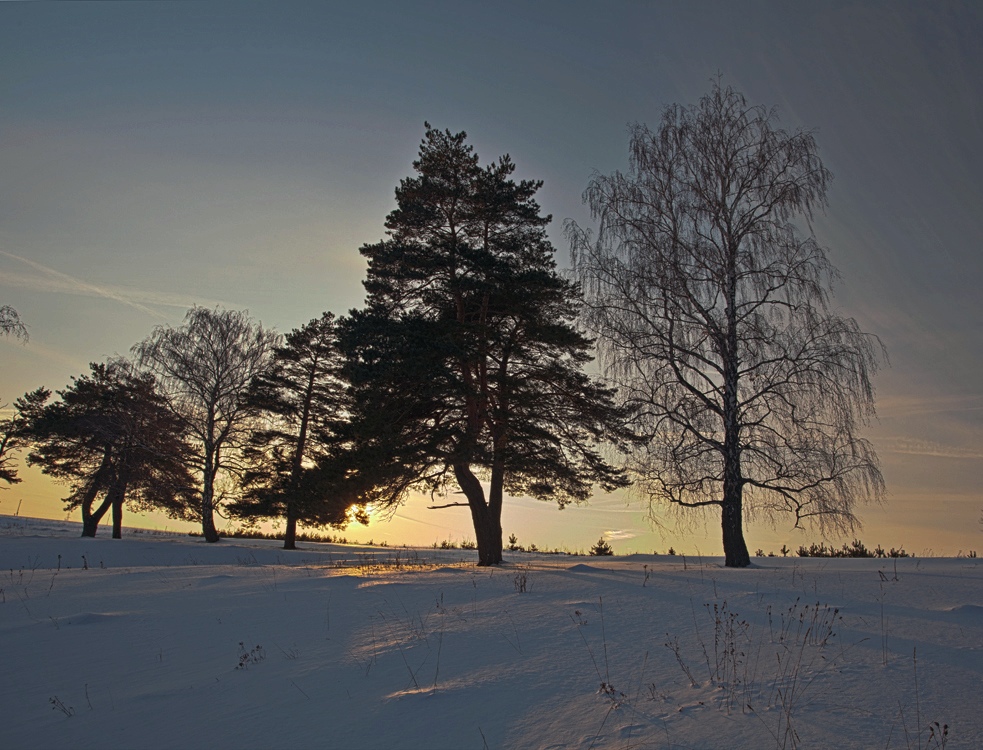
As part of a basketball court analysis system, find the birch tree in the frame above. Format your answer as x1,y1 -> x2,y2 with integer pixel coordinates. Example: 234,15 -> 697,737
570,83 -> 885,567
135,307 -> 279,542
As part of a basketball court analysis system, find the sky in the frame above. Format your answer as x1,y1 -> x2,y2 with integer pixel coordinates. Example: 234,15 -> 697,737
1,1 -> 981,556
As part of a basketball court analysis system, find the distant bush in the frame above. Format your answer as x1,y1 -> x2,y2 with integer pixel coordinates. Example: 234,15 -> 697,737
191,527 -> 349,544
589,537 -> 614,556
796,539 -> 910,558
185,528 -> 587,557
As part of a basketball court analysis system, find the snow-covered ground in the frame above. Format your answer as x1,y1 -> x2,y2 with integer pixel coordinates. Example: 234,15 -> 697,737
1,515 -> 980,750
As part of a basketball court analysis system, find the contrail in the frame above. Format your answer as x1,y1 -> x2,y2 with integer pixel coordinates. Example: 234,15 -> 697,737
884,437 -> 983,461
0,335 -> 86,372
0,249 -> 225,317
0,249 -> 162,317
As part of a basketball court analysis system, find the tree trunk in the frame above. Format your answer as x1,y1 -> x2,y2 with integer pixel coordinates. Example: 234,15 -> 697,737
81,493 -> 112,538
721,420 -> 749,567
453,462 -> 502,566
109,479 -> 128,539
721,414 -> 750,567
79,453 -> 113,538
81,508 -> 103,537
283,504 -> 298,550
201,502 -> 220,543
721,238 -> 749,568
201,451 -> 220,543
111,492 -> 123,539
721,492 -> 750,568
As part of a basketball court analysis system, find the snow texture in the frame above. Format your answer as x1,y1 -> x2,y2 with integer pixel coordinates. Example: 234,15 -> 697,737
1,516 -> 980,749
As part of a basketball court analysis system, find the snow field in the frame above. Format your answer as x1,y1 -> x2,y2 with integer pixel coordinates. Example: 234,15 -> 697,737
0,516 -> 980,749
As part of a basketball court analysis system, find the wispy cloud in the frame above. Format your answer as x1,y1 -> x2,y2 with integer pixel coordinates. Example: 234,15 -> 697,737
877,393 -> 983,418
603,529 -> 638,541
0,250 -> 226,317
0,335 -> 88,377
882,437 -> 983,460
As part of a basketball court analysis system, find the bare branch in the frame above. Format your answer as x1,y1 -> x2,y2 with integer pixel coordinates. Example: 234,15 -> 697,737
571,82 -> 884,567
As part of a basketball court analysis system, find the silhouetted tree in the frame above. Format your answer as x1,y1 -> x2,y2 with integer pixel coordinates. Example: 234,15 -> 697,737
570,83 -> 884,567
1,305 -> 27,341
343,125 -> 627,566
135,307 -> 280,542
229,312 -> 357,549
589,537 -> 615,556
1,400 -> 33,487
1,306 -> 29,487
22,361 -> 194,537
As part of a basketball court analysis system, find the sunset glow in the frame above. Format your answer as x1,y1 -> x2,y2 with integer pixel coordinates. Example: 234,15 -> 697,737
1,2 -> 980,557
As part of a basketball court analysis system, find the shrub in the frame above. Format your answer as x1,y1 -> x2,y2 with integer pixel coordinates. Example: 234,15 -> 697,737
589,537 -> 614,556
796,539 -> 910,558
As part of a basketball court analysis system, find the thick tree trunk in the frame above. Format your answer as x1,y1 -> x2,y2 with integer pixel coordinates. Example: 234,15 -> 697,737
453,462 -> 502,566
472,513 -> 503,566
111,493 -> 123,539
201,450 -> 220,543
201,503 -> 220,543
283,504 -> 298,550
81,493 -> 112,538
721,488 -> 750,568
109,479 -> 128,539
79,453 -> 113,538
721,239 -> 749,568
721,412 -> 750,567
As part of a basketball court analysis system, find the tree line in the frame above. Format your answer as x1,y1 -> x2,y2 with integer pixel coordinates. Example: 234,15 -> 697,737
1,83 -> 885,567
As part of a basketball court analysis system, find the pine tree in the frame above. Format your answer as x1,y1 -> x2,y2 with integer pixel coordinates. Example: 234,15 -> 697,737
22,361 -> 194,538
229,313 -> 356,549
342,125 -> 627,565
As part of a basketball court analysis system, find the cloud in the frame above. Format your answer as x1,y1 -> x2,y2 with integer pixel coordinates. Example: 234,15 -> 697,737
877,393 -> 983,418
603,529 -> 638,541
0,335 -> 87,372
883,437 -> 983,460
0,250 -> 226,317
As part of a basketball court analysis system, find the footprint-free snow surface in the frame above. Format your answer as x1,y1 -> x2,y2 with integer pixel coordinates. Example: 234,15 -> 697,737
1,516 -> 980,749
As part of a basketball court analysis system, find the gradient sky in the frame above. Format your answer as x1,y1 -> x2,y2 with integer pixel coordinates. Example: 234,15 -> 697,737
2,1 -> 981,556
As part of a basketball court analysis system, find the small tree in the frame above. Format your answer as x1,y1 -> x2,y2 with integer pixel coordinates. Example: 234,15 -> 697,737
135,307 -> 280,542
229,312 -> 355,549
589,537 -> 614,556
342,125 -> 627,565
22,361 -> 194,537
570,83 -> 885,567
1,305 -> 29,487
1,398 -> 35,487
